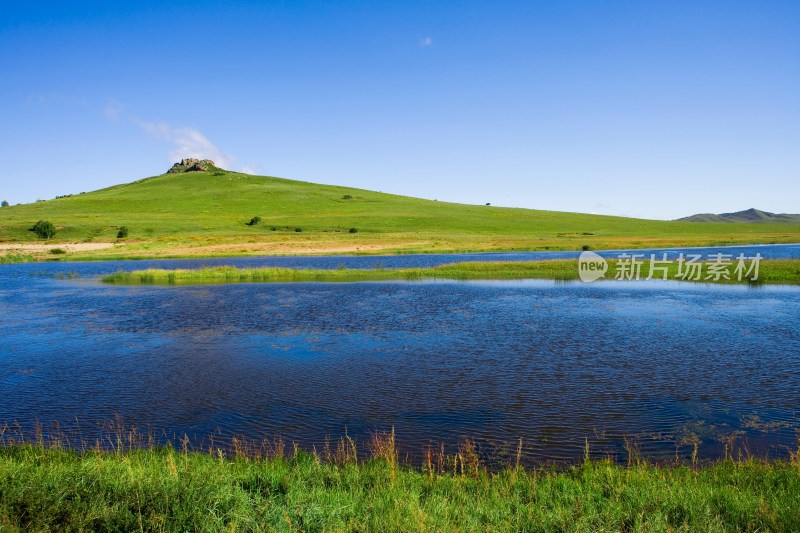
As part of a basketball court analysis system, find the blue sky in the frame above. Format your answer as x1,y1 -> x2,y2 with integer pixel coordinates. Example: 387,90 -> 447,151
1,1 -> 798,219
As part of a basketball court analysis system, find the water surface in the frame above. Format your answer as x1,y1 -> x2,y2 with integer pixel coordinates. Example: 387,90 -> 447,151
1,244 -> 799,463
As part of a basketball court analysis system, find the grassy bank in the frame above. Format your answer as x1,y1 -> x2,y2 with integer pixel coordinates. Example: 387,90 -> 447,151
101,258 -> 800,285
0,253 -> 33,264
1,442 -> 799,531
2,169 -> 799,262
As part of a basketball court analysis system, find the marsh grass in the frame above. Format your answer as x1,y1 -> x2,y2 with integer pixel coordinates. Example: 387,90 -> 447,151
1,421 -> 799,531
101,258 -> 800,285
0,252 -> 34,264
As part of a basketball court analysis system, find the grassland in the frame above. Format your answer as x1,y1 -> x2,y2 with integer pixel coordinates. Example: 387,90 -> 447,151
1,168 -> 799,262
101,258 -> 800,285
1,440 -> 799,532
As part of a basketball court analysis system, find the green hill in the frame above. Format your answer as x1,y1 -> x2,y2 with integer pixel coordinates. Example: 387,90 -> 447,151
1,168 -> 798,260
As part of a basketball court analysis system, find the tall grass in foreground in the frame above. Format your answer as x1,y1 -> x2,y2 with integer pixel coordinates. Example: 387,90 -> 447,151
1,423 -> 800,531
101,258 -> 800,285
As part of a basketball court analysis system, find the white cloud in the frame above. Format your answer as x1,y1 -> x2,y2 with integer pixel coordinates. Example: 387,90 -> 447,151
104,99 -> 125,121
24,92 -> 246,172
98,98 -> 249,172
419,36 -> 433,47
137,120 -> 233,169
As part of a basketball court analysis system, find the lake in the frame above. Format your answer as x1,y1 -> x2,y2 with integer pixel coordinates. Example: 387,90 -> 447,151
1,244 -> 799,464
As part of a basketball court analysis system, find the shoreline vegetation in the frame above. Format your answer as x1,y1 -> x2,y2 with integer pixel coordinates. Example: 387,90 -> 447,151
1,435 -> 799,531
101,258 -> 800,285
2,238 -> 800,265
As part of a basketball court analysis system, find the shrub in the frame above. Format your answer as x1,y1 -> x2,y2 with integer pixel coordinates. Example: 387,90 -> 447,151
342,194 -> 353,200
246,216 -> 261,226
295,227 -> 302,232
349,227 -> 358,233
582,244 -> 591,251
117,226 -> 129,239
271,227 -> 277,231
32,220 -> 56,239
1,200 -> 8,207
49,248 -> 67,255
485,202 -> 491,206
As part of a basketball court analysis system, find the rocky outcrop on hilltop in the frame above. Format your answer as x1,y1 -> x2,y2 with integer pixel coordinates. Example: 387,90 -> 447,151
167,158 -> 217,173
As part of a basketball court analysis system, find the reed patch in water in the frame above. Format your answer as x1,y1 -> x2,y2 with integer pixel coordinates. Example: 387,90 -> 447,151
100,258 -> 800,285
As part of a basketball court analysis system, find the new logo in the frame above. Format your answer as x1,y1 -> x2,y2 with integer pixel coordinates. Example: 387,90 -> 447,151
578,251 -> 608,282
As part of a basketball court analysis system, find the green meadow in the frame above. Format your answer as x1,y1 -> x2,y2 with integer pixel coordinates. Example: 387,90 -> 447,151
1,168 -> 798,261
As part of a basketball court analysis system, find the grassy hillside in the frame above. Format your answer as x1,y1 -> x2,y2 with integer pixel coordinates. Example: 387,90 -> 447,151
1,168 -> 798,260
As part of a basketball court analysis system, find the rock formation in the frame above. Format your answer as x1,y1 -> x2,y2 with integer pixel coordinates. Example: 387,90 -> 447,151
167,158 -> 217,173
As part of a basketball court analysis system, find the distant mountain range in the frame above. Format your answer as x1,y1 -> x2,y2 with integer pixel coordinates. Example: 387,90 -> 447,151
677,208 -> 800,223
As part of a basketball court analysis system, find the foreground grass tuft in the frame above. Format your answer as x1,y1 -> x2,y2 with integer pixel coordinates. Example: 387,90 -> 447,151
0,444 -> 799,531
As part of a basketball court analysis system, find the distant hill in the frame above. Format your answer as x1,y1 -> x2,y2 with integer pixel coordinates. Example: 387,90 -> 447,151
677,208 -> 800,223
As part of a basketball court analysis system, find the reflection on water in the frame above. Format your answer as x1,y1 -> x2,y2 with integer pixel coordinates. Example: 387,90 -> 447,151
1,245 -> 799,463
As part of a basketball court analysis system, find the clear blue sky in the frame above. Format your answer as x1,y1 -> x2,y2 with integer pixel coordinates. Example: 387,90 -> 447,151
1,1 -> 798,219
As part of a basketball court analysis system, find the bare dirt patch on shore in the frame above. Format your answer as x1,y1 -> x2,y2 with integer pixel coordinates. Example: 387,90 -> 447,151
171,240 -> 433,256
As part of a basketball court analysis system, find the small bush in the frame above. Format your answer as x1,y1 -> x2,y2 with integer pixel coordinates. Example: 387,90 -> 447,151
271,227 -> 277,231
342,194 -> 353,200
349,227 -> 358,233
485,202 -> 491,206
117,226 -> 129,239
295,227 -> 303,232
246,216 -> 261,226
32,220 -> 56,239
582,244 -> 591,251
1,200 -> 8,207
49,248 -> 67,255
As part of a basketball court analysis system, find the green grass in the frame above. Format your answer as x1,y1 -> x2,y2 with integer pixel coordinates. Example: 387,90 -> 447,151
0,253 -> 34,264
1,168 -> 798,261
1,443 -> 799,531
101,258 -> 800,285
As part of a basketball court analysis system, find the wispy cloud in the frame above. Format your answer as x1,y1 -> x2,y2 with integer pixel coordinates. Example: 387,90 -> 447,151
27,92 -> 89,107
103,98 -> 125,121
137,120 -> 233,169
25,92 -> 246,172
419,36 -> 433,47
